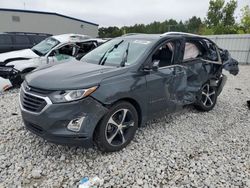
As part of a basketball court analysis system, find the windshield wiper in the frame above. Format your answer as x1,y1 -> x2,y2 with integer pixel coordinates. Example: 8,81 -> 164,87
98,40 -> 124,66
120,42 -> 130,67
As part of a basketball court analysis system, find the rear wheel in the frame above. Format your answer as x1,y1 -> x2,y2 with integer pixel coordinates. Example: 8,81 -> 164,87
94,101 -> 138,152
194,83 -> 218,111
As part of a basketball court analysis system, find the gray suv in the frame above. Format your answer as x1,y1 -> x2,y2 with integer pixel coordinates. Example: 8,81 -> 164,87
19,33 -> 238,152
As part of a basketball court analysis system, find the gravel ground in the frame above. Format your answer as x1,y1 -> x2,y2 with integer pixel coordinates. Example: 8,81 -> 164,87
0,66 -> 250,188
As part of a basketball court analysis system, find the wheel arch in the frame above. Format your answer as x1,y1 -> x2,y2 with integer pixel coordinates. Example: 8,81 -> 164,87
104,97 -> 143,127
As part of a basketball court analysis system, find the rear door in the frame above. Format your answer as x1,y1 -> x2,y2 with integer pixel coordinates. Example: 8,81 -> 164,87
0,35 -> 14,53
178,37 -> 222,104
145,38 -> 188,117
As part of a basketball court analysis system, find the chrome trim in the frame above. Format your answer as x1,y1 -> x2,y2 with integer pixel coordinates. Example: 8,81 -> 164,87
19,84 -> 52,115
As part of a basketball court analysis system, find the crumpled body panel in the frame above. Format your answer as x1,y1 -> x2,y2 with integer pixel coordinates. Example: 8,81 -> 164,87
220,49 -> 239,76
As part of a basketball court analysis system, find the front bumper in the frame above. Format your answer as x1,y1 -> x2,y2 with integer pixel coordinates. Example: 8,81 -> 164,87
20,90 -> 108,147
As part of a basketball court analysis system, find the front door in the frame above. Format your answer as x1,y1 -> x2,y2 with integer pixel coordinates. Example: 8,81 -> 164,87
145,39 -> 187,117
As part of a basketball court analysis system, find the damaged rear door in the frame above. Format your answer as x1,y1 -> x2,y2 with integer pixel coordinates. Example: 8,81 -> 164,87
178,37 -> 223,104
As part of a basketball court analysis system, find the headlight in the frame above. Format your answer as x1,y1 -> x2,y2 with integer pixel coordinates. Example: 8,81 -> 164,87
49,86 -> 98,103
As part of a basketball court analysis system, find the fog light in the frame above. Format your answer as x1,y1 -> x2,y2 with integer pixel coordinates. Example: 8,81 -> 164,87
67,117 -> 85,132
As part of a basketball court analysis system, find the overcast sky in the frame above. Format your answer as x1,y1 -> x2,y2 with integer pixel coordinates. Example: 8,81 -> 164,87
0,0 -> 249,27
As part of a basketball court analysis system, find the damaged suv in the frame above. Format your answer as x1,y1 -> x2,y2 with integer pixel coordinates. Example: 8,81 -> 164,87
0,34 -> 106,86
20,33 -> 238,152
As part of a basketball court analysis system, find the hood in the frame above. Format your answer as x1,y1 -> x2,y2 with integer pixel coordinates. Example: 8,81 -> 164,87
26,61 -> 127,90
0,49 -> 38,64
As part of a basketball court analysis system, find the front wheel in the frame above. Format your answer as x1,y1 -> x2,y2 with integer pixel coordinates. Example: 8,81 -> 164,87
94,101 -> 138,152
194,83 -> 218,111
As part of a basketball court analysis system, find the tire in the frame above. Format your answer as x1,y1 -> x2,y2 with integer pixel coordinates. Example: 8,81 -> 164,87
194,82 -> 218,112
94,101 -> 138,152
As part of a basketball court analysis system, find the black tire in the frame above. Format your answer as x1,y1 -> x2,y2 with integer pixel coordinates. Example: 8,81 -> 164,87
194,82 -> 218,112
94,101 -> 138,152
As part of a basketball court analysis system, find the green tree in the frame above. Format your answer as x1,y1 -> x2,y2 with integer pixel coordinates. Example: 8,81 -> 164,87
206,0 -> 224,28
185,16 -> 203,34
240,5 -> 250,33
98,26 -> 123,38
205,0 -> 238,34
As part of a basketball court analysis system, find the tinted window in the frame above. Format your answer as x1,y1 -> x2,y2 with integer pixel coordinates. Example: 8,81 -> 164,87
152,42 -> 175,67
15,35 -> 30,44
0,35 -> 12,44
77,41 -> 97,53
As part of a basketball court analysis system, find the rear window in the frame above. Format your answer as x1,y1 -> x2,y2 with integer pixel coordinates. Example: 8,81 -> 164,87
0,35 -> 12,45
15,35 -> 30,44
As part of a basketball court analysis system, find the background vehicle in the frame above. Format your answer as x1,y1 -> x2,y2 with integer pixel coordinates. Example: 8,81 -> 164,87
20,33 -> 238,152
0,34 -> 106,86
0,32 -> 51,53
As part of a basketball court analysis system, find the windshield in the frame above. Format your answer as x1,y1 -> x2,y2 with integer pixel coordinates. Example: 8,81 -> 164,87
81,38 -> 153,67
32,37 -> 60,56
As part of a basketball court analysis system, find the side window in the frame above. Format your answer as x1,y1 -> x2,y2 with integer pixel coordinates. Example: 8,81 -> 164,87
152,42 -> 175,68
75,42 -> 97,60
0,35 -> 12,45
15,35 -> 30,44
183,42 -> 200,61
77,42 -> 97,53
57,44 -> 75,56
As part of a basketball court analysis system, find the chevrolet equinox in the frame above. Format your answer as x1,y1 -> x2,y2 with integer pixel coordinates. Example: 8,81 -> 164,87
19,33 -> 238,152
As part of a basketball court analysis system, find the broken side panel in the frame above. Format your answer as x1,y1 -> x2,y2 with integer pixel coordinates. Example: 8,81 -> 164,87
220,49 -> 239,76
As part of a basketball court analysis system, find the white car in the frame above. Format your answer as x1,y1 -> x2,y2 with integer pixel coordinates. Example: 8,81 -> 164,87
0,34 -> 106,86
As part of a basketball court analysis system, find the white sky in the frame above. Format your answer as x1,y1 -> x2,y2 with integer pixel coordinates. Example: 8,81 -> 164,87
0,0 -> 249,27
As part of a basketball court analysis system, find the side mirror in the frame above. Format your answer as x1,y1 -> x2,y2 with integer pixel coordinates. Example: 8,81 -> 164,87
143,60 -> 159,72
152,60 -> 159,71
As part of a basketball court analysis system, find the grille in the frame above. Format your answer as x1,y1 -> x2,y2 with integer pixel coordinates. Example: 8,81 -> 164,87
20,89 -> 47,113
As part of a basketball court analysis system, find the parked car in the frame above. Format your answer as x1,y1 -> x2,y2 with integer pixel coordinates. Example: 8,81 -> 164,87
0,34 -> 106,86
0,32 -> 51,53
19,32 -> 239,152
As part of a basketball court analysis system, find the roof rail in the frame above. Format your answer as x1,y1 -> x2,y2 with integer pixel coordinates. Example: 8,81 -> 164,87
161,32 -> 200,37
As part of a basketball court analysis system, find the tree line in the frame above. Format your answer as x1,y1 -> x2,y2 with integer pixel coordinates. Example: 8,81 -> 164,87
99,0 -> 250,38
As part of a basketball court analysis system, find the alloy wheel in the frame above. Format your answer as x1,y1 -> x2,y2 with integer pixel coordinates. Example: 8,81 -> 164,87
201,84 -> 216,107
105,109 -> 135,146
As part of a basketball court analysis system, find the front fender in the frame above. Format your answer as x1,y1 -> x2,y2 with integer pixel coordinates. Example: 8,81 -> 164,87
91,72 -> 148,124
